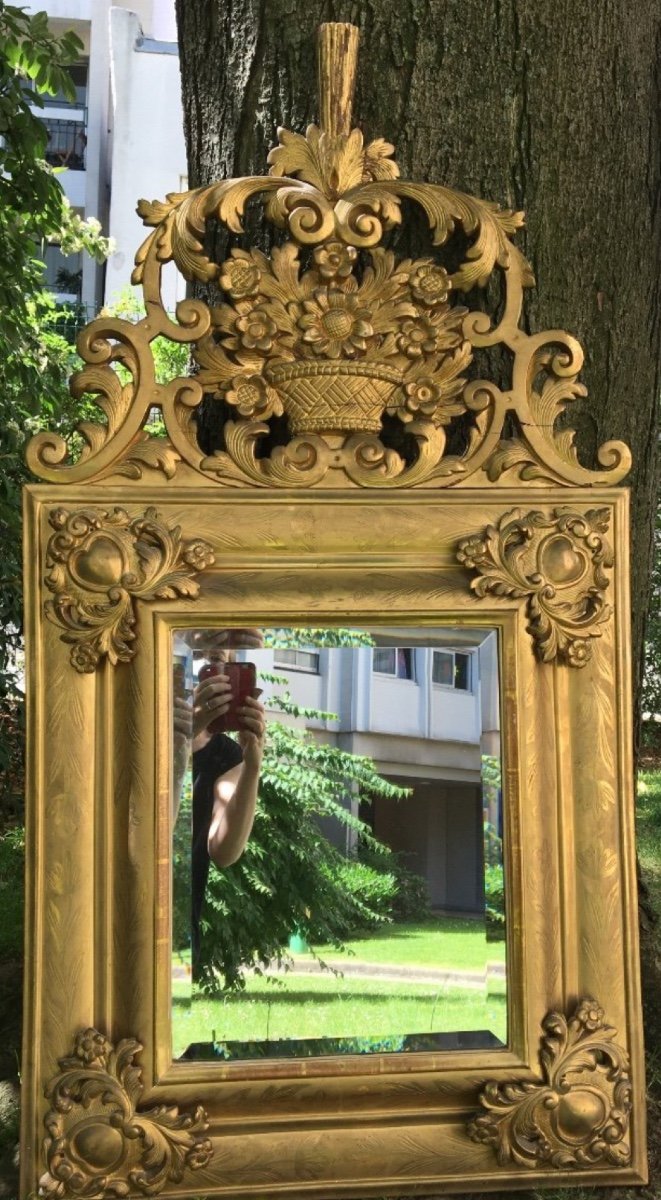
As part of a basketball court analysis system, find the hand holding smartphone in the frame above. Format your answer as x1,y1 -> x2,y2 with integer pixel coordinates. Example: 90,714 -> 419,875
197,660 -> 257,734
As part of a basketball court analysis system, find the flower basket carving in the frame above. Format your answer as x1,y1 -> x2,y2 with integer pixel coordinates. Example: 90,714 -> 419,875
264,360 -> 404,433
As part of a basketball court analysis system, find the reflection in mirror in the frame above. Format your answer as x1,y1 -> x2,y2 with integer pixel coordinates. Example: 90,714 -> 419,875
171,627 -> 505,1061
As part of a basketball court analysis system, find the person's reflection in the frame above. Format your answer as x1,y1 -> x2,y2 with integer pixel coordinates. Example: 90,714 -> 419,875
175,628 -> 266,970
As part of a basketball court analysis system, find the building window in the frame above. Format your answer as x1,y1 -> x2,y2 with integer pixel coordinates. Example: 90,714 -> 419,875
273,648 -> 320,673
372,647 -> 415,680
44,117 -> 86,169
42,244 -> 83,299
432,650 -> 472,691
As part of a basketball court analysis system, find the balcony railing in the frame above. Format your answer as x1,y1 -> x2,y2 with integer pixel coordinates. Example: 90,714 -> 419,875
43,117 -> 86,170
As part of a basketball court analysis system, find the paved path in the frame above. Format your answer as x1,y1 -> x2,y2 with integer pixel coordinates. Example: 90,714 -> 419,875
173,957 -> 506,989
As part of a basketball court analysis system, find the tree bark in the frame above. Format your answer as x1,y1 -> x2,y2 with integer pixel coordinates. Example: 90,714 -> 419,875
174,4 -> 661,1193
175,0 -> 661,722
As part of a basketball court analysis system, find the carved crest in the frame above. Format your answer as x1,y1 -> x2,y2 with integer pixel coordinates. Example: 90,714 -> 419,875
456,508 -> 613,666
25,25 -> 631,491
44,506 -> 214,671
468,999 -> 632,1169
40,1028 -> 213,1197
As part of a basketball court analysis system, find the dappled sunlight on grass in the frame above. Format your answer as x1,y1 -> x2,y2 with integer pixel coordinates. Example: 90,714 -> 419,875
314,915 -> 506,971
172,916 -> 508,1057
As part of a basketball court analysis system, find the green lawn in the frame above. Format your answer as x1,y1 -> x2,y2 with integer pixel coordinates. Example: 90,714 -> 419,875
313,916 -> 506,971
173,972 -> 507,1057
172,915 -> 507,1058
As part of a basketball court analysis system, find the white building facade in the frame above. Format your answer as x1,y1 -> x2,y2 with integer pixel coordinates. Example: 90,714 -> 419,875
28,0 -> 187,313
246,631 -> 502,916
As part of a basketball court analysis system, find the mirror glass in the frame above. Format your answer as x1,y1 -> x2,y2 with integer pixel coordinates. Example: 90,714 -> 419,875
171,627 -> 506,1061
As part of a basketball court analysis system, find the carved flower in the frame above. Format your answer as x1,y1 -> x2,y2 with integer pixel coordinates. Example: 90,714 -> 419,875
313,241 -> 357,280
397,316 -> 437,359
70,643 -> 100,674
401,378 -> 466,426
410,263 -> 452,307
403,378 -> 442,418
575,999 -> 605,1030
182,540 -> 215,571
235,306 -> 277,353
220,253 -> 261,299
567,639 -> 591,669
75,1028 -> 111,1065
225,374 -> 267,417
299,290 -> 373,358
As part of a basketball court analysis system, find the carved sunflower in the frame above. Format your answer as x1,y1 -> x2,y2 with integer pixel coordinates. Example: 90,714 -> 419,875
235,306 -> 277,353
313,241 -> 357,280
220,252 -> 262,299
298,290 -> 373,358
409,263 -> 452,307
397,316 -> 437,358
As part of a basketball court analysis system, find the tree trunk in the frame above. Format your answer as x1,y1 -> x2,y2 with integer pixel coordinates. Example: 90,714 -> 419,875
174,2 -> 661,1193
175,0 -> 661,722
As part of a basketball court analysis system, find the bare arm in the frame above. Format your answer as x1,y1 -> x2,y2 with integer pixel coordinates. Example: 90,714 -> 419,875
207,695 -> 266,868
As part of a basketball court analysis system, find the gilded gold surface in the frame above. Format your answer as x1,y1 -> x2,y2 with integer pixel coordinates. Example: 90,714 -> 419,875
43,506 -> 214,670
468,998 -> 631,1169
20,19 -> 645,1200
25,24 -> 630,492
40,1028 -> 212,1197
457,507 -> 613,666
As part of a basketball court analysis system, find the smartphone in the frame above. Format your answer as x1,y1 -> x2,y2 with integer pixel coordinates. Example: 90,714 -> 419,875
198,660 -> 257,734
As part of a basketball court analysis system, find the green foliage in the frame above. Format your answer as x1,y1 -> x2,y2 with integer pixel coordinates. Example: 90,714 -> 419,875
484,862 -> 505,939
194,684 -> 411,994
103,287 -> 190,389
357,846 -> 431,922
0,827 -> 24,961
264,628 -> 375,648
327,859 -> 399,936
0,8 -> 111,757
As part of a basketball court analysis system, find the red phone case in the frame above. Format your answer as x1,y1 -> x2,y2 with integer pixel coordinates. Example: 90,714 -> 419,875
198,661 -> 256,734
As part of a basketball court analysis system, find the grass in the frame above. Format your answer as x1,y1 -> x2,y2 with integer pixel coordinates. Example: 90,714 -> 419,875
173,972 -> 507,1057
314,915 -> 506,971
172,915 -> 507,1058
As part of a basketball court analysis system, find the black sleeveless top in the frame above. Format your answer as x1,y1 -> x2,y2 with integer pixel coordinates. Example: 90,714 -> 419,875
191,733 -> 243,965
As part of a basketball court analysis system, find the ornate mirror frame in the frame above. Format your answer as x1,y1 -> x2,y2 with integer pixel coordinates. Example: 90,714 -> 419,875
21,24 -> 645,1198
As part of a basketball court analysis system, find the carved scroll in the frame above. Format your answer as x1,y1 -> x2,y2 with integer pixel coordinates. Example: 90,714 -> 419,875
456,508 -> 613,666
25,29 -> 631,490
40,1028 -> 213,1197
468,999 -> 632,1169
43,506 -> 214,671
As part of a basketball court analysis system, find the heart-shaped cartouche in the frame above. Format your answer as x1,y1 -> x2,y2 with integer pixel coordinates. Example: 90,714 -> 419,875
69,535 -> 128,591
538,533 -> 587,587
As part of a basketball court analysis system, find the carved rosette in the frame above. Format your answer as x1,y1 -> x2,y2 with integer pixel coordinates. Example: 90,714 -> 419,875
468,999 -> 632,1169
44,506 -> 215,672
40,1028 -> 213,1197
456,508 -> 613,666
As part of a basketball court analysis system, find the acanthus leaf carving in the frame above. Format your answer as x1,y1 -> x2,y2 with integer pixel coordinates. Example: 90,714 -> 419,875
456,507 -> 613,667
43,506 -> 214,672
467,999 -> 632,1170
24,24 -> 632,490
40,1027 -> 213,1198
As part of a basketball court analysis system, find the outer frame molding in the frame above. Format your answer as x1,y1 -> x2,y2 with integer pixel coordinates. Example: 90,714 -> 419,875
21,483 -> 646,1199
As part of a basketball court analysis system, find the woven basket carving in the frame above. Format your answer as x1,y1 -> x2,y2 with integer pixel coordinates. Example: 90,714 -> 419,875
265,360 -> 403,433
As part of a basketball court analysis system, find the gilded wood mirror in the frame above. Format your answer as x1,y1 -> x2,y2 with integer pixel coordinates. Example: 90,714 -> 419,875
21,23 -> 645,1198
